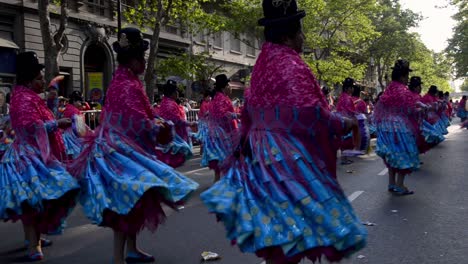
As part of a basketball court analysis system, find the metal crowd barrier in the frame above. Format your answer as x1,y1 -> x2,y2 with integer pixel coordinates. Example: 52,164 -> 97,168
82,110 -> 101,130
187,109 -> 200,122
81,109 -> 200,130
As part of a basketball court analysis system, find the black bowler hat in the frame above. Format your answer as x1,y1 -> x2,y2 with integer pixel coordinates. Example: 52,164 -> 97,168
392,59 -> 413,72
166,80 -> 177,87
113,27 -> 149,54
215,74 -> 230,88
163,80 -> 178,96
258,0 -> 306,26
69,90 -> 83,103
343,77 -> 356,88
409,76 -> 423,87
15,52 -> 45,82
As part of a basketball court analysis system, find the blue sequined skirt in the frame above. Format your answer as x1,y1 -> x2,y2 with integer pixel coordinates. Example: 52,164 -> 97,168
375,119 -> 420,172
156,134 -> 193,168
76,132 -> 199,233
421,120 -> 445,145
200,124 -> 232,168
201,134 -> 367,262
63,129 -> 82,158
0,144 -> 79,233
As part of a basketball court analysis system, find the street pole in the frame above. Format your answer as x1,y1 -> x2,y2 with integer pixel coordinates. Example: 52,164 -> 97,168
117,0 -> 122,33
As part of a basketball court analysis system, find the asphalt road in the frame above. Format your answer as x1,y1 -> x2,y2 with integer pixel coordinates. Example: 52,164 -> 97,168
0,122 -> 466,264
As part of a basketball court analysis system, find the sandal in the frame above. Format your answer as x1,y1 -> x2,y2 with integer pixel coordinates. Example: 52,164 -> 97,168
27,252 -> 44,261
125,252 -> 155,263
25,238 -> 53,248
393,186 -> 414,196
387,184 -> 398,192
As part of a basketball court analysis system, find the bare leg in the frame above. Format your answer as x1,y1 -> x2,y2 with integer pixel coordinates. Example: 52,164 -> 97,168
388,168 -> 396,186
396,173 -> 407,188
22,222 -> 28,242
24,224 -> 41,256
214,169 -> 221,182
113,230 -> 126,264
126,234 -> 152,257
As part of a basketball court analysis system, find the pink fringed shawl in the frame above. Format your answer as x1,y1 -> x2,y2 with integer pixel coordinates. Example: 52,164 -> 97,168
69,66 -> 161,178
9,85 -> 66,162
210,92 -> 238,130
245,42 -> 345,178
248,42 -> 328,108
158,97 -> 188,141
63,104 -> 81,119
336,93 -> 357,117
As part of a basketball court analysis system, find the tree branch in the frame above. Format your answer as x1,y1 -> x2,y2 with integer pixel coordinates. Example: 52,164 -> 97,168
162,0 -> 174,25
38,0 -> 54,50
54,0 -> 69,51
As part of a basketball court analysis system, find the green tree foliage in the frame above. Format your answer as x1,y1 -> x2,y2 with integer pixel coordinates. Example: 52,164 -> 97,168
156,52 -> 224,82
123,0 -> 219,102
301,0 -> 379,85
367,0 -> 422,89
305,53 -> 368,85
460,79 -> 468,92
446,0 -> 467,78
410,40 -> 453,92
128,0 -> 454,95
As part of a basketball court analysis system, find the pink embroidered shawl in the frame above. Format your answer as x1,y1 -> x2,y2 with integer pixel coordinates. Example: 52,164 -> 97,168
245,42 -> 346,179
248,42 -> 328,108
336,93 -> 357,117
199,100 -> 210,118
158,97 -> 186,122
158,97 -> 188,140
353,97 -> 367,114
10,85 -> 66,162
209,92 -> 237,130
63,104 -> 82,119
374,81 -> 419,133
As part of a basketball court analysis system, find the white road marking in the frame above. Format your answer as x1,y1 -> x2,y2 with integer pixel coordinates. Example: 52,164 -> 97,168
191,157 -> 202,161
378,168 -> 388,176
184,167 -> 209,174
347,191 -> 364,202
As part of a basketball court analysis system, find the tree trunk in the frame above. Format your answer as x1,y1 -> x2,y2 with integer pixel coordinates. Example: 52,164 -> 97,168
37,0 -> 68,84
144,21 -> 161,103
377,61 -> 385,91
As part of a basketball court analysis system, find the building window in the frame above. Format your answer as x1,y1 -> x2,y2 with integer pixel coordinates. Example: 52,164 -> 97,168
246,35 -> 256,56
195,30 -> 205,43
0,15 -> 15,41
86,0 -> 106,16
212,32 -> 223,48
230,33 -> 241,53
165,25 -> 178,35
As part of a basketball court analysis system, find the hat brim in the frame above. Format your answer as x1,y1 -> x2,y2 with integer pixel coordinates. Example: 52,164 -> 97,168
391,67 -> 413,72
258,10 -> 306,26
142,40 -> 149,52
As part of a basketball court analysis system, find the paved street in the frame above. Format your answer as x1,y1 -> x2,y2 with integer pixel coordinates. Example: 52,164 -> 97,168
0,123 -> 466,264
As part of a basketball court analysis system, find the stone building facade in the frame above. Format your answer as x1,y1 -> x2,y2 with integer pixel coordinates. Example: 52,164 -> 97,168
0,0 -> 258,100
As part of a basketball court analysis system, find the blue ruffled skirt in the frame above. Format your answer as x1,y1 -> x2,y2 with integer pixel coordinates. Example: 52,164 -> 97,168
0,144 -> 79,233
194,120 -> 211,167
62,129 -> 82,159
421,120 -> 445,145
201,131 -> 367,262
375,118 -> 420,172
155,134 -> 193,168
457,109 -> 467,119
75,131 -> 199,234
200,124 -> 233,168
